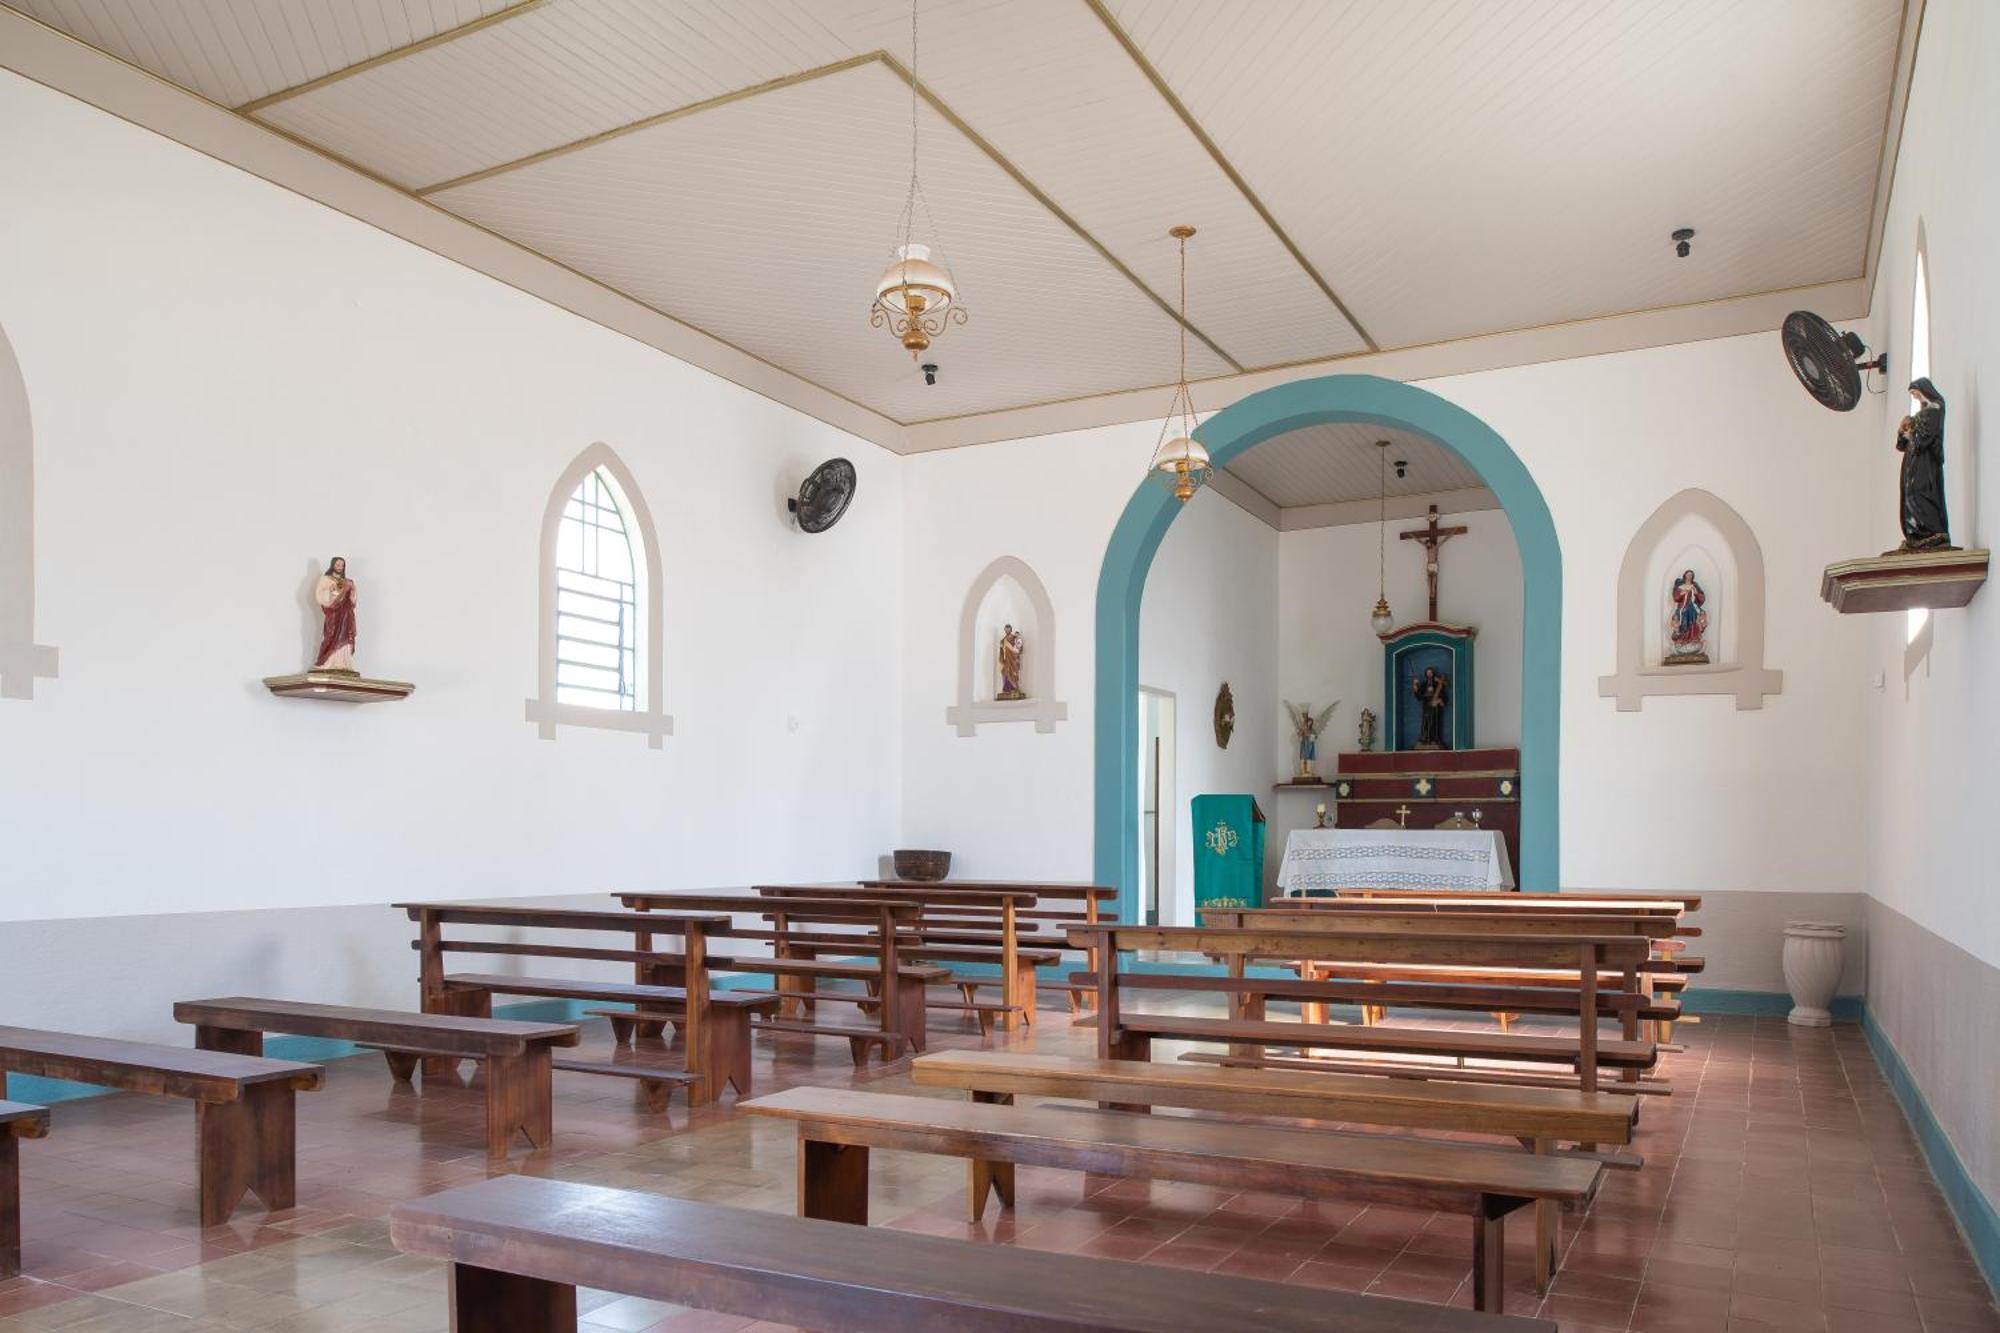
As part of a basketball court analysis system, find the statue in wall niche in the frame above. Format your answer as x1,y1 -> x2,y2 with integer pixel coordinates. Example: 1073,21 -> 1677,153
996,623 -> 1026,701
1357,707 -> 1377,753
1893,377 -> 1956,554
313,556 -> 358,673
1664,569 -> 1710,665
1412,667 -> 1450,750
1285,700 -> 1337,780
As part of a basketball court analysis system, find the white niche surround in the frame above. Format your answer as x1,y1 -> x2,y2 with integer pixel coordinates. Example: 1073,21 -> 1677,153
946,555 -> 1068,736
0,321 -> 58,701
1599,488 -> 1783,711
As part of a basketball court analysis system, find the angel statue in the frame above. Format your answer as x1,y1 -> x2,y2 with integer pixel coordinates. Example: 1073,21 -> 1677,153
1285,700 -> 1338,781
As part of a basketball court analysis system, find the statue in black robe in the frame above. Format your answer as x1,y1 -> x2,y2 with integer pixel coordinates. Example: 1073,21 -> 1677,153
1896,378 -> 1954,553
1412,667 -> 1450,750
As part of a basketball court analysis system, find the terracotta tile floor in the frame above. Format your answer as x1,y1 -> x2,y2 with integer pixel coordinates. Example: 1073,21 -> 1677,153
2,1003 -> 1995,1331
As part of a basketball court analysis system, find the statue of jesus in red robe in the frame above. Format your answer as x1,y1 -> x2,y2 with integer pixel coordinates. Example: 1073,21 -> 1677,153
314,556 -> 358,672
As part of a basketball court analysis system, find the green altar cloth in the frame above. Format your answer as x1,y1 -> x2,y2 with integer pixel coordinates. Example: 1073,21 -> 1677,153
1190,794 -> 1266,925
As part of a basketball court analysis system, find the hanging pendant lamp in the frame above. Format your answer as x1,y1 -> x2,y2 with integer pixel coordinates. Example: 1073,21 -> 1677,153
1148,225 -> 1210,503
870,0 -> 967,358
1370,440 -> 1395,634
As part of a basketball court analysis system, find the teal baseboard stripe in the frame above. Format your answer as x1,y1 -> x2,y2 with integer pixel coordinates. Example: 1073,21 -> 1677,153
1678,988 -> 1864,1019
1863,1006 -> 2000,1297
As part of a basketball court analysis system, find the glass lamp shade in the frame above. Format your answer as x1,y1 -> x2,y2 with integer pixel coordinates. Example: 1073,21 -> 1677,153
1149,435 -> 1211,503
1370,596 -> 1395,635
872,244 -> 962,355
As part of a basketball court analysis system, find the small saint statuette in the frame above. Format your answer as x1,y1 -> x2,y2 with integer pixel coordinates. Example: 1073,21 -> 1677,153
1664,568 -> 1710,665
1285,700 -> 1337,780
1357,707 -> 1378,753
1893,377 -> 1955,554
314,556 -> 358,673
1411,667 -> 1450,750
995,623 -> 1026,701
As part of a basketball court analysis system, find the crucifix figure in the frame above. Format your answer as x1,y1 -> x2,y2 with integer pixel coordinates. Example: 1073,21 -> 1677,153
1400,504 -> 1469,622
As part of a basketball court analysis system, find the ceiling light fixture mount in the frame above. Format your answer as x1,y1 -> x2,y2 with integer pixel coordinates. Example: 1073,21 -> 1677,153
1673,227 -> 1696,258
1147,224 -> 1211,504
871,0 -> 967,359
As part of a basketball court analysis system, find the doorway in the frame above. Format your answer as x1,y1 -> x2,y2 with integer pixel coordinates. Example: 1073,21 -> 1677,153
1136,688 -> 1176,925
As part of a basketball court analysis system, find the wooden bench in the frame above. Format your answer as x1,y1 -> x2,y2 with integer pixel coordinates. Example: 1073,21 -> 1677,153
1075,925 -> 1658,1094
912,1047 -> 1640,1289
861,878 -> 1121,1013
173,997 -> 581,1158
0,1027 -> 321,1226
742,1085 -> 1598,1315
390,1175 -> 1551,1331
1,1101 -> 48,1278
399,902 -> 740,1104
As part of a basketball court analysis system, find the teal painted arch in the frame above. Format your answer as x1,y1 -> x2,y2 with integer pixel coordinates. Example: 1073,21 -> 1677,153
1093,374 -> 1563,915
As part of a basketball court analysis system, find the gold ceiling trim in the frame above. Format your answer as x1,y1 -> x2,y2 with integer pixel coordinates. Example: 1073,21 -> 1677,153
1082,0 -> 1379,353
234,0 -> 547,116
876,52 -> 1242,374
415,52 -> 883,196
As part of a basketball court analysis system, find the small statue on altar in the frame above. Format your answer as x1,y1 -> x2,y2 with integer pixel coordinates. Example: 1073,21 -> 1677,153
1412,667 -> 1450,750
1285,700 -> 1338,780
1893,377 -> 1955,553
313,556 -> 358,672
1664,569 -> 1709,665
1357,707 -> 1377,752
995,623 -> 1026,700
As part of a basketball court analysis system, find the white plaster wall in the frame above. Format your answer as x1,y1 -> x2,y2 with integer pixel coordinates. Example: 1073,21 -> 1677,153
1860,0 -> 2000,972
1138,488 -> 1280,924
0,74 -> 905,938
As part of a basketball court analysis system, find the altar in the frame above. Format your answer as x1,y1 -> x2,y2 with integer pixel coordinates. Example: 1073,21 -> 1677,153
1277,826 -> 1515,893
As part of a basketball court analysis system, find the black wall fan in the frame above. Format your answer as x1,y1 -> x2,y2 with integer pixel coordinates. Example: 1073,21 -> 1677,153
788,458 -> 857,533
1781,311 -> 1886,412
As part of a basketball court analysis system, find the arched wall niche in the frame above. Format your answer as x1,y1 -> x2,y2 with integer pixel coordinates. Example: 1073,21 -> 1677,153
524,442 -> 673,748
0,320 -> 58,700
1598,488 -> 1781,711
946,555 -> 1068,736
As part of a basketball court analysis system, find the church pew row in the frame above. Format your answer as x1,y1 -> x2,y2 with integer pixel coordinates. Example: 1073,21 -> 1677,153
1071,925 -> 1659,1094
0,1027 -> 321,1227
391,1175 -> 1552,1331
0,1100 -> 49,1278
741,1085 -> 1597,1316
912,1048 -> 1641,1290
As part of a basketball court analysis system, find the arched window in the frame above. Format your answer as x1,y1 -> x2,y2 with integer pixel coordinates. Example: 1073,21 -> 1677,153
0,320 -> 58,701
526,444 -> 671,747
1908,231 -> 1933,645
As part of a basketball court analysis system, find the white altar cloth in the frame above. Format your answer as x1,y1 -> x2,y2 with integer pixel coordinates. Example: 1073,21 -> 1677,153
1277,827 -> 1514,893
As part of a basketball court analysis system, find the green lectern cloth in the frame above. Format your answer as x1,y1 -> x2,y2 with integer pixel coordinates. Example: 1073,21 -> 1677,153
1190,794 -> 1266,925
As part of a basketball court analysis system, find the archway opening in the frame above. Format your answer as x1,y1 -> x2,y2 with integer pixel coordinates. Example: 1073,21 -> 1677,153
1094,374 -> 1563,917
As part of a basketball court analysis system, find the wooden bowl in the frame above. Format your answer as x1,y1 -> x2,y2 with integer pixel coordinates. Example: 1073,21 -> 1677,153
892,849 -> 952,882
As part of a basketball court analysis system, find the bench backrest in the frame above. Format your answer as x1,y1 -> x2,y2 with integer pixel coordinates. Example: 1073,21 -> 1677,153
1073,925 -> 1651,969
0,1026 -> 322,1102
390,1176 -> 1548,1332
1213,907 -> 1678,940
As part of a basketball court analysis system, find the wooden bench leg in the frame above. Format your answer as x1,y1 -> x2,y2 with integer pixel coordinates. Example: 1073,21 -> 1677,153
449,1261 -> 575,1331
1533,1137 -> 1556,1293
1470,1196 -> 1516,1315
967,1091 -> 1016,1222
1,1134 -> 20,1280
422,991 -> 486,1079
701,1005 -> 755,1099
483,1047 -> 553,1159
381,1050 -> 420,1084
197,1083 -> 296,1227
605,1014 -> 636,1046
798,1134 -> 869,1225
846,1037 -> 869,1068
896,984 -> 929,1054
1014,964 -> 1037,1027
194,1026 -> 262,1057
637,1079 -> 673,1114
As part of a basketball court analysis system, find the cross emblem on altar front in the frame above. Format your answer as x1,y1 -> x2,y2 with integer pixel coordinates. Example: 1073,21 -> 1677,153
1394,804 -> 1412,827
1414,777 -> 1433,796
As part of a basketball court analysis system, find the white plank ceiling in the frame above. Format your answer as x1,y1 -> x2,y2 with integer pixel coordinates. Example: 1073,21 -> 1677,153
8,0 -> 1909,458
1221,423 -> 1484,513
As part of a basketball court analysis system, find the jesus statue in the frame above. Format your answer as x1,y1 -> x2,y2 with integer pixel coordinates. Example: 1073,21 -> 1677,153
314,556 -> 358,673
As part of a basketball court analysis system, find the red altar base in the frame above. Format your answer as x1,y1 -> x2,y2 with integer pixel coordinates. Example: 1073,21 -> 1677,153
1331,746 -> 1521,880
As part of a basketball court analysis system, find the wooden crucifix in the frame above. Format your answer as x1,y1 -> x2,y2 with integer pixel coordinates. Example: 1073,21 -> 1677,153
1400,504 -> 1469,622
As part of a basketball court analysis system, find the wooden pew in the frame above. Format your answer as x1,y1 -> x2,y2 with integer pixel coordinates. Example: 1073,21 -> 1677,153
1073,925 -> 1657,1094
0,1101 -> 48,1278
863,878 -> 1120,1012
742,1085 -> 1598,1315
1333,887 -> 1702,912
0,1028 -> 321,1226
390,1175 -> 1552,1331
616,893 -> 951,1060
398,903 -> 744,1104
913,1048 -> 1637,1290
173,998 -> 580,1158
756,884 -> 1046,1028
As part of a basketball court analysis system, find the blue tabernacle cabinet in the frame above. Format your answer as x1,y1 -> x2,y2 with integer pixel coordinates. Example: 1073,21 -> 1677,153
1190,794 -> 1266,924
1381,623 -> 1477,752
